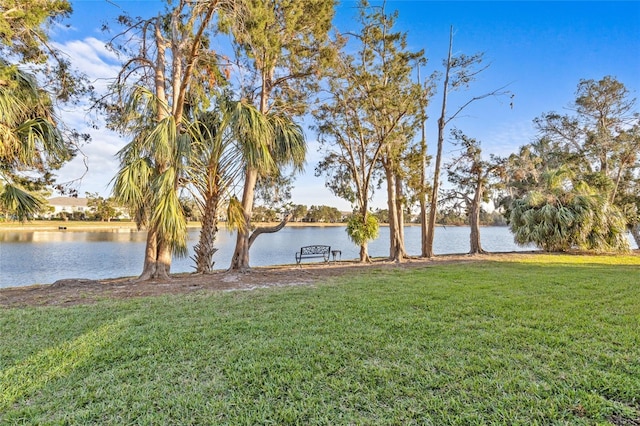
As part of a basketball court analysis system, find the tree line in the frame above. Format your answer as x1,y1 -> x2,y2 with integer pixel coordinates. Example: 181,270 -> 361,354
25,194 -> 506,227
1,0 -> 638,279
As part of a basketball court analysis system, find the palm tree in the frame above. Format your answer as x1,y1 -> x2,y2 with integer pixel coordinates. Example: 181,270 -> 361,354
188,99 -> 249,274
228,107 -> 306,271
0,63 -> 71,220
508,168 -> 629,252
112,86 -> 194,280
105,1 -> 236,280
189,109 -> 227,274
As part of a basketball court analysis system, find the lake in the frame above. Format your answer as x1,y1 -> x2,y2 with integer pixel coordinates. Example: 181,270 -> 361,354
0,225 -> 636,288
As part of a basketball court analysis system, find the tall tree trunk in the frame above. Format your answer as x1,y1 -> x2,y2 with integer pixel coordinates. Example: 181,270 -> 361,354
385,165 -> 400,261
156,240 -> 172,280
360,243 -> 370,263
385,166 -> 406,262
425,26 -> 453,258
630,223 -> 640,248
229,66 -> 275,272
230,234 -> 251,271
137,15 -> 174,282
137,226 -> 171,280
395,171 -> 407,259
193,192 -> 219,274
230,167 -> 258,271
469,182 -> 485,254
138,227 -> 159,281
358,205 -> 372,263
420,186 -> 428,257
418,62 -> 429,257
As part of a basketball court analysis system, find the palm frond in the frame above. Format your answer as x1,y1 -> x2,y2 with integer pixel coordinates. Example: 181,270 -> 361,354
111,157 -> 153,209
0,183 -> 45,221
16,118 -> 69,165
121,85 -> 167,130
0,64 -> 68,169
267,113 -> 307,173
145,116 -> 178,166
226,196 -> 248,233
225,99 -> 275,172
151,166 -> 188,257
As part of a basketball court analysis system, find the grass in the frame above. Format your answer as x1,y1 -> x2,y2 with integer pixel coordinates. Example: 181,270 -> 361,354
1,254 -> 639,425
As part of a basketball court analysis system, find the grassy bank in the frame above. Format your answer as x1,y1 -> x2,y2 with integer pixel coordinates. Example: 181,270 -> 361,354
1,255 -> 639,424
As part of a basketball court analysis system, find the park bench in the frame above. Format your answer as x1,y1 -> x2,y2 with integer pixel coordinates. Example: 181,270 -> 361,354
295,245 -> 331,265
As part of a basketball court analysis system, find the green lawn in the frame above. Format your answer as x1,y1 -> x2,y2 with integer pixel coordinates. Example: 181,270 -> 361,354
1,255 -> 639,425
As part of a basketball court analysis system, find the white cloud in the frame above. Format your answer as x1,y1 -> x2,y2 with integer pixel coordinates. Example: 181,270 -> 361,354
54,122 -> 125,196
46,37 -> 127,196
53,37 -> 121,92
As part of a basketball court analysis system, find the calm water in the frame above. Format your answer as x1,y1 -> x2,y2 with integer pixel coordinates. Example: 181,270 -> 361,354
0,226 -> 636,288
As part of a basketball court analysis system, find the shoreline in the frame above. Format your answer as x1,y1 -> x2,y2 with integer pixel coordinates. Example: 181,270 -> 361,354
1,251 -> 638,307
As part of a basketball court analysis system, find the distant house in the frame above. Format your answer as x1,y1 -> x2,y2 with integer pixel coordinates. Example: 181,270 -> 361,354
41,197 -> 131,220
44,197 -> 89,218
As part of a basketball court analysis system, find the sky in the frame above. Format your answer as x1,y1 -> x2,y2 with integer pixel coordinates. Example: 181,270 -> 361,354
50,1 -> 640,211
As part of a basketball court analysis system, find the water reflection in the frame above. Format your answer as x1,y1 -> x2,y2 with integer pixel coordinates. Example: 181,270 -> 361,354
0,229 -> 146,243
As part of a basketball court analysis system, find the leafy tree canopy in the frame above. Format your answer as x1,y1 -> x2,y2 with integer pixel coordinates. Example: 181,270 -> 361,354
0,0 -> 71,62
0,0 -> 90,102
507,168 -> 629,253
0,0 -> 92,221
504,76 -> 639,249
346,212 -> 379,247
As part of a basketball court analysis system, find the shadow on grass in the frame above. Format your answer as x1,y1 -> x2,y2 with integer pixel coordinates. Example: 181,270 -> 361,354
0,316 -> 130,411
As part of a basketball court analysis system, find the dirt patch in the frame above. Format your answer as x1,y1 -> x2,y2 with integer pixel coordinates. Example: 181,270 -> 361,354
609,414 -> 640,426
0,256 -> 465,307
1,251 -> 635,308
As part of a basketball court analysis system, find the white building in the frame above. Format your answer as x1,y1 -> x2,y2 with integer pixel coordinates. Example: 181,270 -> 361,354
44,197 -> 89,218
41,197 -> 130,220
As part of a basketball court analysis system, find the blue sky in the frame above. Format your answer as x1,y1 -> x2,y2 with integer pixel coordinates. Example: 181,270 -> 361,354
53,1 -> 640,210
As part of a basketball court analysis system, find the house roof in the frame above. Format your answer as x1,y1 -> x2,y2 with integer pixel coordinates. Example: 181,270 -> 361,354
47,197 -> 88,207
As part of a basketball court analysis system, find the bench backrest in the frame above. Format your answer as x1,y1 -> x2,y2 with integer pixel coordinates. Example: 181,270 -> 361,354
300,245 -> 330,255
